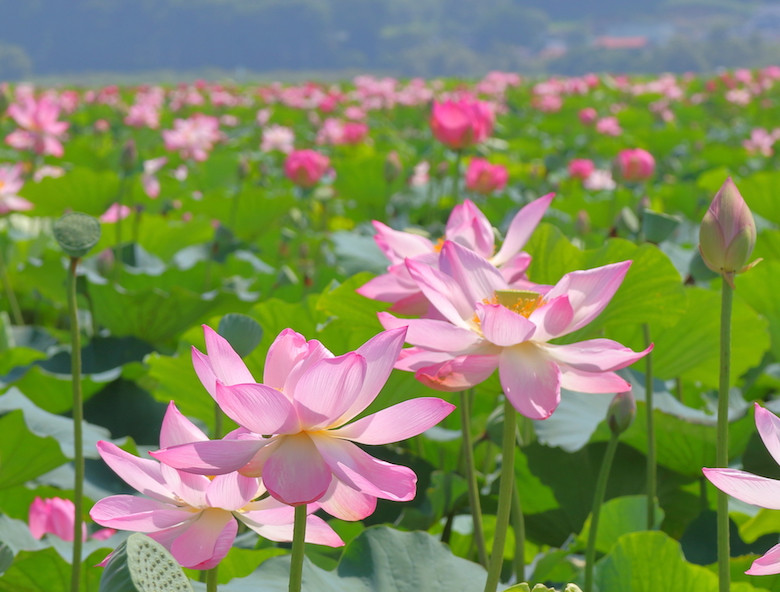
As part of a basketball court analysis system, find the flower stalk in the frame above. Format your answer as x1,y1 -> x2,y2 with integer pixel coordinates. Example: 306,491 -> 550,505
460,388 -> 488,568
716,278 -> 733,592
289,504 -> 308,592
206,566 -> 218,592
643,323 -> 656,530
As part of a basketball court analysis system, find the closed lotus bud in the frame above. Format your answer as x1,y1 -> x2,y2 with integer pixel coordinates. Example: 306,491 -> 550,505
699,177 -> 760,288
385,151 -> 402,185
120,139 -> 137,175
607,391 -> 635,436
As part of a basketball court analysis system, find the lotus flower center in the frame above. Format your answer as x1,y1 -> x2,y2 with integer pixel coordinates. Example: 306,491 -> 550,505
490,290 -> 545,317
433,237 -> 445,252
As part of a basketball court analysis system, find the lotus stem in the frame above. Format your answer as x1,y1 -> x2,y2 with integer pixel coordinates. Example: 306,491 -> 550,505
289,504 -> 307,592
206,565 -> 218,592
460,388 -> 488,568
452,150 -> 462,203
0,242 -> 22,325
511,479 -> 525,583
67,257 -> 84,592
584,431 -> 620,592
483,399 -> 516,592
644,323 -> 656,530
717,279 -> 733,592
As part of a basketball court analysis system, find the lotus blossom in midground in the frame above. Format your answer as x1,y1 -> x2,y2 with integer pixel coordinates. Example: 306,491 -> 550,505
0,164 -> 33,214
91,402 -> 343,570
429,98 -> 495,150
29,497 -> 114,542
5,95 -> 69,157
357,194 -> 552,315
704,404 -> 780,575
379,240 -> 652,420
151,326 -> 455,515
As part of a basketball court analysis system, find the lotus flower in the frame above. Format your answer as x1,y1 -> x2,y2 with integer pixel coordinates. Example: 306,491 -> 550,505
5,96 -> 69,157
0,164 -> 32,214
379,241 -> 652,420
283,149 -> 330,188
151,327 -> 454,514
615,148 -> 655,181
91,402 -> 342,570
29,497 -> 114,542
430,99 -> 494,150
464,158 -> 508,195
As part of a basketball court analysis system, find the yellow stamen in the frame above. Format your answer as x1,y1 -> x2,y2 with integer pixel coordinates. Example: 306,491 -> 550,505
472,290 -> 545,328
433,237 -> 445,252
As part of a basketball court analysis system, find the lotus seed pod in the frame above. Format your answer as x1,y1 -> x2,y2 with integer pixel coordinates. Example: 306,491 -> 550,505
52,212 -> 101,259
99,533 -> 194,592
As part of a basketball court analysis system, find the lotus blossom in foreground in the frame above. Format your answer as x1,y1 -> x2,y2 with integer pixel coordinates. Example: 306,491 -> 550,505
5,96 -> 69,157
151,326 -> 454,514
91,402 -> 342,570
379,240 -> 652,419
704,403 -> 780,575
357,194 -> 552,315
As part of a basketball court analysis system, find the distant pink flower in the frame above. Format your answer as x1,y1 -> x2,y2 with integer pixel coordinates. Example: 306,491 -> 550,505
260,125 -> 295,153
595,116 -> 622,136
94,119 -> 110,133
100,203 -> 132,223
358,195 -> 551,315
703,403 -> 780,575
162,114 -> 223,161
531,94 -> 563,113
151,327 -> 454,513
316,118 -> 369,146
33,165 -> 65,183
0,164 -> 33,214
430,99 -> 494,150
726,88 -> 751,106
410,161 -> 430,187
6,96 -> 69,157
142,157 -> 168,199
30,497 -> 114,542
743,128 -> 780,157
583,170 -> 616,191
91,402 -> 343,570
568,159 -> 595,180
464,158 -> 508,194
616,148 -> 655,182
284,149 -> 330,188
125,103 -> 160,129
579,108 -> 598,125
256,108 -> 272,126
345,106 -> 366,120
380,242 -> 651,419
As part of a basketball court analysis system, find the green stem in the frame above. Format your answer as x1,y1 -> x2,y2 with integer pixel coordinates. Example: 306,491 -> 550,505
717,279 -> 733,592
459,389 -> 488,568
452,150 -> 462,204
0,242 -> 22,325
228,184 -> 244,231
510,479 -> 525,584
644,323 -> 656,530
205,566 -> 218,592
289,504 -> 307,592
584,433 -> 620,592
114,173 -> 128,251
68,257 -> 84,592
483,399 -> 516,592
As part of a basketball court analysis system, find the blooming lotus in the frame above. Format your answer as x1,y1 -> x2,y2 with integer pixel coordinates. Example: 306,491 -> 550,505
568,159 -> 596,181
91,402 -> 342,570
358,194 -> 552,315
151,326 -> 454,514
162,114 -> 223,162
283,149 -> 330,188
6,96 -> 69,157
379,240 -> 651,420
260,124 -> 295,154
429,98 -> 494,150
464,158 -> 508,195
0,164 -> 32,214
703,404 -> 780,575
29,497 -> 114,542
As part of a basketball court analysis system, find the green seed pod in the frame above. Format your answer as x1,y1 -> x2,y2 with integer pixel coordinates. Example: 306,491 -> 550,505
53,212 -> 101,259
99,533 -> 194,592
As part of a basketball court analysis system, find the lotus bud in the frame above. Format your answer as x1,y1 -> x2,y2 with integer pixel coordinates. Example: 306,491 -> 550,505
607,391 -> 635,436
699,177 -> 760,288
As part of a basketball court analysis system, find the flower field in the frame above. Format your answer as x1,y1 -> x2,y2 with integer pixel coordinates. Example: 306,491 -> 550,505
0,68 -> 780,592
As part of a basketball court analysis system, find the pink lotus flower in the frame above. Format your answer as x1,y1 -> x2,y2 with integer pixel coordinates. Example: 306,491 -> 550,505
260,125 -> 295,154
410,161 -> 430,187
379,241 -> 651,419
464,158 -> 508,195
357,195 -> 551,315
283,149 -> 330,188
151,327 -> 454,513
703,403 -> 780,575
579,108 -> 598,125
316,118 -> 368,146
6,96 -> 69,157
583,170 -> 617,191
162,114 -> 223,162
30,497 -> 115,542
430,99 -> 494,150
615,148 -> 655,182
100,203 -> 132,223
0,164 -> 33,214
91,402 -> 343,570
142,157 -> 168,199
568,159 -> 596,181
595,116 -> 622,136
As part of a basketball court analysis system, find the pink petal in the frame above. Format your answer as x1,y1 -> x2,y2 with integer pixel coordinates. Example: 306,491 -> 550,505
445,199 -> 495,259
300,515 -> 345,547
528,295 -> 575,342
439,241 -> 508,307
545,339 -> 653,373
545,261 -> 632,335
373,220 -> 433,263
97,441 -> 176,503
492,193 -> 554,267
203,325 -> 255,384
356,272 -> 416,304
378,312 -> 480,352
499,343 -> 561,419
159,401 -> 208,449
476,302 -> 536,347
746,542 -> 780,575
293,353 -> 366,430
240,514 -> 343,547
263,434 -> 333,505
206,473 -> 261,511
192,347 -> 218,399
329,398 -> 455,444
240,496 -> 297,525
395,347 -> 457,372
28,497 -> 49,539
498,252 -> 533,284
89,495 -> 192,532
283,338 -> 335,397
312,435 -> 417,502
263,328 -> 309,390
405,258 -> 475,328
415,354 -> 499,392
703,468 -> 780,510
559,367 -> 631,393
151,438 -> 267,475
159,464 -> 209,508
755,404 -> 780,468
142,174 -> 160,199
170,508 -> 236,569
216,381 -> 299,435
316,479 -> 377,521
